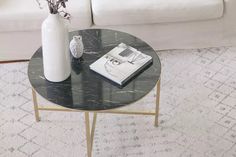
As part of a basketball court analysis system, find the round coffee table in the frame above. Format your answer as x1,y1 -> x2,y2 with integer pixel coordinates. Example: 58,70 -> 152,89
28,29 -> 161,157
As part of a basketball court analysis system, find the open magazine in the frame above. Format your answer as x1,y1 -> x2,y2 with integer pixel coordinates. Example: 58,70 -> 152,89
89,43 -> 153,85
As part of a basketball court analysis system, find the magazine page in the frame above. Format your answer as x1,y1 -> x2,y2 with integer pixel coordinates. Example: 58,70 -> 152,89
90,43 -> 152,85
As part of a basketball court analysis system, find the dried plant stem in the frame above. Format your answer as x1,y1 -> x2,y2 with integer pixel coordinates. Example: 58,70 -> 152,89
36,0 -> 43,9
36,0 -> 70,19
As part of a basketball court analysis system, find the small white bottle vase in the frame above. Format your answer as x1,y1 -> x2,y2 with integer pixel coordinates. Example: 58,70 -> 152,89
70,35 -> 84,58
41,14 -> 71,82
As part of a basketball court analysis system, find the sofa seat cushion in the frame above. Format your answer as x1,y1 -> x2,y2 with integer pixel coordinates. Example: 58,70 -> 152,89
92,0 -> 224,26
0,0 -> 92,32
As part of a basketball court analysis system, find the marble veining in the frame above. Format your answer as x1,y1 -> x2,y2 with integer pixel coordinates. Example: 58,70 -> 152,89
28,29 -> 161,110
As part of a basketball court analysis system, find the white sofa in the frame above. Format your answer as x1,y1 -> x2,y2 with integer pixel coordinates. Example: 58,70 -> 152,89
1,0 -> 236,61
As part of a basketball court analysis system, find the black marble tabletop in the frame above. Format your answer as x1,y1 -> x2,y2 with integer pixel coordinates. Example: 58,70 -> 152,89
28,29 -> 161,111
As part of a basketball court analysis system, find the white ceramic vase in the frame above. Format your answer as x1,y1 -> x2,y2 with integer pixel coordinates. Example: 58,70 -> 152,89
69,35 -> 84,58
41,14 -> 71,82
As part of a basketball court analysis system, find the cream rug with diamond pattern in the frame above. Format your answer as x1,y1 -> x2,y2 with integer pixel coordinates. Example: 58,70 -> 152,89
0,47 -> 236,157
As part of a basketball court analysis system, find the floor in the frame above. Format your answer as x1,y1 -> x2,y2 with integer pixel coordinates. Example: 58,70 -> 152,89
0,47 -> 236,157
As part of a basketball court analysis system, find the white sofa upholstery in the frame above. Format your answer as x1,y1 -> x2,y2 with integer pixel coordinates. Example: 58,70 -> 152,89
0,0 -> 92,61
1,0 -> 236,61
92,0 -> 224,25
0,0 -> 92,32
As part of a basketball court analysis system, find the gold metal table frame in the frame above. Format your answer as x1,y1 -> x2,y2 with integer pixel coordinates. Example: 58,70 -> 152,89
32,80 -> 160,157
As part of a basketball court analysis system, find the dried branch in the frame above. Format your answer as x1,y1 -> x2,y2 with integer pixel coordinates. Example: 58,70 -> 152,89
36,0 -> 70,18
59,10 -> 71,20
36,0 -> 43,9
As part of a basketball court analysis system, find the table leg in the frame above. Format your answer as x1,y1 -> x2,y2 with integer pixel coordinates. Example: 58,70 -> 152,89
91,112 -> 97,149
85,112 -> 92,157
154,79 -> 161,127
32,88 -> 40,122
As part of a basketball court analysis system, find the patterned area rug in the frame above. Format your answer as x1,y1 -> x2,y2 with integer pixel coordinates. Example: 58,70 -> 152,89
0,47 -> 236,157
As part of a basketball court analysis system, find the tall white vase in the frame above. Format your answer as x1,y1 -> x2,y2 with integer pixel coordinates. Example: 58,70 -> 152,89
41,14 -> 71,82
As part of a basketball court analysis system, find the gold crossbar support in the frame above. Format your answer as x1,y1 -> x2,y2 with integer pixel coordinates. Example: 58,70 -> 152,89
37,106 -> 156,115
31,79 -> 161,157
